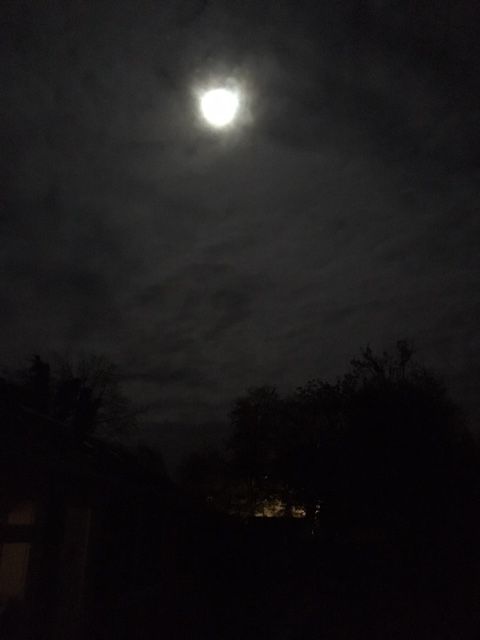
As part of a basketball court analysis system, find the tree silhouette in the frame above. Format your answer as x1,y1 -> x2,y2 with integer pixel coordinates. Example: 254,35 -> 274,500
228,386 -> 283,516
53,354 -> 138,440
1,353 -> 139,442
338,343 -> 468,527
187,341 -> 478,543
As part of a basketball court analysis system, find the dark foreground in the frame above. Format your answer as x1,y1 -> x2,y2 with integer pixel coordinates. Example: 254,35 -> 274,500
2,508 -> 480,640
97,517 -> 479,640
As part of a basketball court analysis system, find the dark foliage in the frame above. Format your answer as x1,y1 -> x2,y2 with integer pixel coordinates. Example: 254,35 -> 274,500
0,354 -> 139,442
182,342 -> 479,540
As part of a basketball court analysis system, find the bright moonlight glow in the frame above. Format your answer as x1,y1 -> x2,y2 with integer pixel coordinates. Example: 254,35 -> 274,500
200,88 -> 239,128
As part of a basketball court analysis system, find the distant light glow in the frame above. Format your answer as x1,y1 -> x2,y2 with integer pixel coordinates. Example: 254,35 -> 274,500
200,88 -> 240,128
254,499 -> 307,518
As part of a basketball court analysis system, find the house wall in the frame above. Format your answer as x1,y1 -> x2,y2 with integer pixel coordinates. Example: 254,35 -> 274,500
0,500 -> 35,601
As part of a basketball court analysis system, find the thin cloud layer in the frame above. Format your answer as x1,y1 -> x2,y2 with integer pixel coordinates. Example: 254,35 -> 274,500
1,0 -> 479,452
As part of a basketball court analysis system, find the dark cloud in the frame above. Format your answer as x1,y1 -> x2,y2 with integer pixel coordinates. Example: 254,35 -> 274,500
1,0 -> 480,465
125,366 -> 216,390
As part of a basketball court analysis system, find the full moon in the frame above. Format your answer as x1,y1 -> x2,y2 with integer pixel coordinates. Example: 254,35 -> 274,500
200,88 -> 240,128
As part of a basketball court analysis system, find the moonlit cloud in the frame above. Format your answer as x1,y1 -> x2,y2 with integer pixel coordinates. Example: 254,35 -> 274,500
1,0 -> 480,467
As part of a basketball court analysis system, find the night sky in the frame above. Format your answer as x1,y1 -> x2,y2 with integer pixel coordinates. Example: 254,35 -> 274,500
2,1 -> 479,468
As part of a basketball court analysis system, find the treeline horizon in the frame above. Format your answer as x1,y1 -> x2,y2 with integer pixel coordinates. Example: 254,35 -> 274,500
2,342 -> 479,516
180,341 -> 479,545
